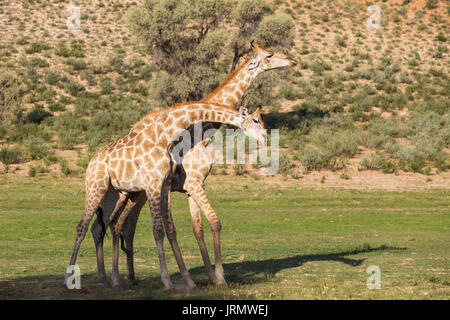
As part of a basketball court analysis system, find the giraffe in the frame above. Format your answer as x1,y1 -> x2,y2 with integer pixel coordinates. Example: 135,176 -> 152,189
90,41 -> 297,287
64,102 -> 267,290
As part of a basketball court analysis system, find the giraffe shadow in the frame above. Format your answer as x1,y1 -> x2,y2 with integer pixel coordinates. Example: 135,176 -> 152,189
262,105 -> 329,131
183,244 -> 406,286
0,244 -> 405,299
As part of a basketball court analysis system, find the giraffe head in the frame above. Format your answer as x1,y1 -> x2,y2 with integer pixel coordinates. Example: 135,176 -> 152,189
247,40 -> 297,73
238,106 -> 266,145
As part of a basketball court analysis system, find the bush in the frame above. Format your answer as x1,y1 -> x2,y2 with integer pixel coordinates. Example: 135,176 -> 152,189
26,108 -> 53,124
100,78 -> 114,94
233,164 -> 247,176
76,154 -> 93,169
58,129 -> 78,150
45,70 -> 60,85
24,137 -> 51,160
65,58 -> 87,71
359,153 -> 383,170
310,127 -> 358,157
299,146 -> 329,171
278,152 -> 292,176
25,42 -> 50,54
59,159 -> 74,176
409,155 -> 425,173
65,80 -> 85,96
0,146 -> 23,164
434,153 -> 448,171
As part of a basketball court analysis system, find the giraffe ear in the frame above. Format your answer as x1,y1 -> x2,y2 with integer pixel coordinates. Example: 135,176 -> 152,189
251,40 -> 260,51
239,107 -> 249,117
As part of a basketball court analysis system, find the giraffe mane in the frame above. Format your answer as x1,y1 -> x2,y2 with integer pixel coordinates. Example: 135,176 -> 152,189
130,101 -> 238,129
201,57 -> 252,103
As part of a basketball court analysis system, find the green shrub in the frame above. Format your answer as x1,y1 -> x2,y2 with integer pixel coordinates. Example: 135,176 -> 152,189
380,159 -> 397,174
310,127 -> 358,157
25,42 -> 50,54
29,57 -> 49,68
65,58 -> 87,71
24,137 -> 51,160
233,164 -> 247,176
48,103 -> 66,112
100,78 -> 114,94
359,153 -> 383,170
434,153 -> 448,171
278,152 -> 292,176
299,146 -> 329,171
409,155 -> 425,173
65,80 -> 85,96
0,146 -> 23,164
45,70 -> 60,85
59,158 -> 74,176
76,154 -> 93,169
26,108 -> 53,124
58,129 -> 78,150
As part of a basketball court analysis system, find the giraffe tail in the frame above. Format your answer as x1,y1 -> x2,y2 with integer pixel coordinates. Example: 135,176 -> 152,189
95,207 -> 107,239
120,234 -> 130,255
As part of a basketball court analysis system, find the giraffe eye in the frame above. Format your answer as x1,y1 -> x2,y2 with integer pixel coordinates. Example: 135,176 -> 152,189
266,53 -> 274,59
252,119 -> 259,124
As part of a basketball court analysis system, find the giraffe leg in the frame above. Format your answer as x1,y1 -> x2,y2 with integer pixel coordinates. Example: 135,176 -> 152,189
160,181 -> 196,290
64,181 -> 109,286
187,184 -> 227,286
110,225 -> 121,287
121,192 -> 147,284
146,186 -> 174,291
108,195 -> 132,287
90,188 -> 125,285
90,216 -> 107,284
187,195 -> 216,283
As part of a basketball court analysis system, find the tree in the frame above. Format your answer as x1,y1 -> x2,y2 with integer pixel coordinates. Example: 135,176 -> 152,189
127,0 -> 295,108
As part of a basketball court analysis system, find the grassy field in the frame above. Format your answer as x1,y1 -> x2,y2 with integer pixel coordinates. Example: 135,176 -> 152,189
0,174 -> 448,299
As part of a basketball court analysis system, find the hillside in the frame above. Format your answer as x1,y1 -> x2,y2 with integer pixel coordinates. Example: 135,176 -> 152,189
0,0 -> 448,186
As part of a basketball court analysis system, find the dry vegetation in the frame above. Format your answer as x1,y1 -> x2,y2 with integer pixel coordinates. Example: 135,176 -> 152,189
0,0 -> 449,187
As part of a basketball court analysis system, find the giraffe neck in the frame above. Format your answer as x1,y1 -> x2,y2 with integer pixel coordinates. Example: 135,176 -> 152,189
165,103 -> 242,141
202,58 -> 259,108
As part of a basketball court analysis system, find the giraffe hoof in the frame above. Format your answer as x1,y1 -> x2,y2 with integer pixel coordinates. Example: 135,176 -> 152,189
163,285 -> 176,293
98,276 -> 109,285
214,279 -> 227,287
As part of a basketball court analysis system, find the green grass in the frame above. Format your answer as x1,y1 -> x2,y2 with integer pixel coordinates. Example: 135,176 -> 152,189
0,175 -> 448,299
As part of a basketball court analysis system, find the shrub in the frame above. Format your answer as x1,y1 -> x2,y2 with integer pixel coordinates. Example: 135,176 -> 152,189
59,158 -> 74,176
233,164 -> 247,176
45,70 -> 60,85
100,78 -> 114,94
65,58 -> 87,71
425,0 -> 438,10
24,137 -> 51,160
26,108 -> 52,124
409,155 -> 425,173
58,129 -> 78,150
0,146 -> 23,164
299,146 -> 329,171
48,103 -> 66,112
25,42 -> 50,54
359,153 -> 383,170
65,80 -> 85,96
310,127 -> 358,157
278,152 -> 292,176
278,85 -> 301,100
76,154 -> 93,169
434,153 -> 448,171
